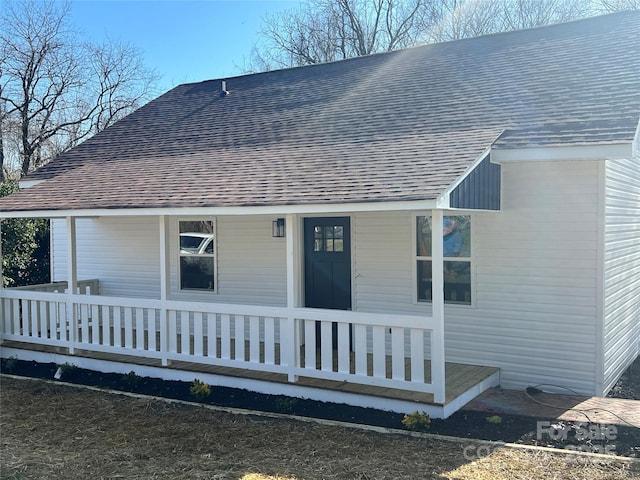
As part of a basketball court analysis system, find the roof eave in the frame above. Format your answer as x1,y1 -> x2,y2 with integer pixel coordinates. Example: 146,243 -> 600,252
491,142 -> 634,163
0,198 -> 443,219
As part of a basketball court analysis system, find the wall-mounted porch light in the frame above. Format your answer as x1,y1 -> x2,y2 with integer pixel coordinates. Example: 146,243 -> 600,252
272,218 -> 285,238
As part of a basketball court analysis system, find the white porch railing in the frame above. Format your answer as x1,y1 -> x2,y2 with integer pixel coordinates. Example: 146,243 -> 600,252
0,288 -> 445,402
13,279 -> 99,295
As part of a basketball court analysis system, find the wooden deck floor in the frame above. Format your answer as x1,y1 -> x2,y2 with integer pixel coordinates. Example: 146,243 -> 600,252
1,339 -> 499,406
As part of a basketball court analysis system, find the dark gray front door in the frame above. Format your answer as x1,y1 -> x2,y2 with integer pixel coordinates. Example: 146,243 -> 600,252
304,217 -> 351,310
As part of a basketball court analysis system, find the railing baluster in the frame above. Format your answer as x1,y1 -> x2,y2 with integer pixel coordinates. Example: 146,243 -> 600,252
206,313 -> 217,358
181,310 -> 190,355
337,322 -> 350,373
320,321 -> 332,372
304,319 -> 315,369
29,300 -> 38,337
391,327 -> 405,380
410,328 -> 425,383
113,306 -> 122,347
234,315 -> 245,361
354,324 -> 367,376
91,304 -> 100,344
124,307 -> 133,348
193,312 -> 203,356
264,317 -> 275,365
148,309 -> 157,352
249,316 -> 260,363
372,325 -> 386,378
168,310 -> 177,354
39,301 -> 48,339
12,299 -> 20,335
220,314 -> 231,359
101,305 -> 110,346
135,308 -> 144,350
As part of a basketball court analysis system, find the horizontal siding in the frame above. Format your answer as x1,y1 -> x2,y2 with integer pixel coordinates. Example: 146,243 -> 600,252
169,215 -> 287,306
449,161 -> 600,394
51,217 -> 160,298
47,160 -> 605,395
352,161 -> 601,395
51,216 -> 286,305
603,156 -> 640,394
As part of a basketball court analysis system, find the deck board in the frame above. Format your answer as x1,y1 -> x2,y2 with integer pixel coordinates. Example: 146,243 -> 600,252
1,339 -> 498,406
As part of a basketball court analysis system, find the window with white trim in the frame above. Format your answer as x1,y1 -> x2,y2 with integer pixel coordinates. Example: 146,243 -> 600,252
416,215 -> 471,305
179,220 -> 215,291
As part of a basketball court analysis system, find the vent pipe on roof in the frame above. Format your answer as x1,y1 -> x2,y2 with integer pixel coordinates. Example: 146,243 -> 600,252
221,80 -> 230,97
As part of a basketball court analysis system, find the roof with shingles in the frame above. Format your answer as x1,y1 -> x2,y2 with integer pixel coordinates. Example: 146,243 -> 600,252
1,11 -> 639,213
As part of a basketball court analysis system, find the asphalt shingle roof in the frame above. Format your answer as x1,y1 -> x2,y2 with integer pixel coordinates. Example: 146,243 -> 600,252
1,11 -> 639,213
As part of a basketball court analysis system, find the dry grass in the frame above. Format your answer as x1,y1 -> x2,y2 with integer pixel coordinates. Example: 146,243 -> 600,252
1,375 -> 638,480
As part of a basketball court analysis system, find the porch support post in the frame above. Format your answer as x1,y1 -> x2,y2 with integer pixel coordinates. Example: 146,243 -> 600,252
431,209 -> 446,404
66,216 -> 77,354
285,213 -> 300,382
159,215 -> 171,366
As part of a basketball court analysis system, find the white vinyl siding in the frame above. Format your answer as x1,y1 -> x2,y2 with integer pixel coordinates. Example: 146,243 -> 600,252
51,216 -> 160,298
47,158 -> 624,395
602,156 -> 640,394
351,161 -> 601,395
169,216 -> 287,306
51,215 -> 287,305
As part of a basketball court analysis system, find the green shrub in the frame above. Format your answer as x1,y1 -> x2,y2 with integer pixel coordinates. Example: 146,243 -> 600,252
1,356 -> 18,373
274,397 -> 298,413
190,379 -> 211,401
56,362 -> 78,380
401,411 -> 431,431
485,415 -> 502,424
122,371 -> 141,390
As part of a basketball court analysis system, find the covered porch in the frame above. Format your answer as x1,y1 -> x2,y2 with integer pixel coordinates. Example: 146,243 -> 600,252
0,208 -> 499,418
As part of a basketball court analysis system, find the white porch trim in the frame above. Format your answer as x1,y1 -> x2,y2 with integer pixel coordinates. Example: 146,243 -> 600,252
0,199 -> 440,219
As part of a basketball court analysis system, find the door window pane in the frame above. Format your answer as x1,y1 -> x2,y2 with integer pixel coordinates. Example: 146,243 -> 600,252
313,224 -> 345,252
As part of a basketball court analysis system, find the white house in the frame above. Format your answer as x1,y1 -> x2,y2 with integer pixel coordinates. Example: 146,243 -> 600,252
1,11 -> 639,418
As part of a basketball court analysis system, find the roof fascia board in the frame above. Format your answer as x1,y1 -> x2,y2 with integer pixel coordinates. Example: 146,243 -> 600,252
0,199 -> 440,219
491,143 -> 633,163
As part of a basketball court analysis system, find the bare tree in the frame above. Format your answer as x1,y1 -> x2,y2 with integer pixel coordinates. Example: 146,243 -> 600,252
0,0 -> 158,178
251,0 -> 429,71
594,0 -> 640,11
252,0 -> 602,70
425,0 -> 593,42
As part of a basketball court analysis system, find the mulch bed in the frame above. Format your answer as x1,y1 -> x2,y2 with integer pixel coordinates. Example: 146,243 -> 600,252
2,357 -> 639,458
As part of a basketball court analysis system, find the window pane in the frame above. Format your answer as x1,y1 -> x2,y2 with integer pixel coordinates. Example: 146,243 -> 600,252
444,261 -> 471,304
326,239 -> 334,251
334,226 -> 343,238
180,257 -> 214,290
179,220 -> 214,255
334,239 -> 344,252
417,215 -> 471,258
417,216 -> 432,257
417,260 -> 471,305
314,239 -> 323,252
444,216 -> 471,258
417,260 -> 432,302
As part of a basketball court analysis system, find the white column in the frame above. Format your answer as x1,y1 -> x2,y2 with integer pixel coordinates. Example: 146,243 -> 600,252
66,216 -> 77,354
285,213 -> 300,382
159,215 -> 170,366
431,209 -> 446,403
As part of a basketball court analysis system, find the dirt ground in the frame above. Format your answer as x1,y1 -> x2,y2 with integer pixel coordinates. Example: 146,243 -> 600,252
1,375 -> 639,480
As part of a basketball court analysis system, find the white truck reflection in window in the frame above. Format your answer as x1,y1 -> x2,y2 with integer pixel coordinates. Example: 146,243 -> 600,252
179,232 -> 215,290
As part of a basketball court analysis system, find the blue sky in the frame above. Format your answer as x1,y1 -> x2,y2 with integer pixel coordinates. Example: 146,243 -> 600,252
69,0 -> 301,91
